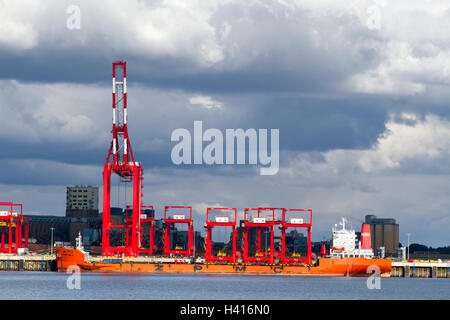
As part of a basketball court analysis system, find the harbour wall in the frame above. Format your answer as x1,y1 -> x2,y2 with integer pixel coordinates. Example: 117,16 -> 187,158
391,261 -> 450,278
1,255 -> 449,277
0,254 -> 56,272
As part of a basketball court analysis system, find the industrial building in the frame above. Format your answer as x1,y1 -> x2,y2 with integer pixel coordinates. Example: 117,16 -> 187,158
365,214 -> 399,257
24,186 -> 101,248
66,185 -> 99,217
25,215 -> 101,247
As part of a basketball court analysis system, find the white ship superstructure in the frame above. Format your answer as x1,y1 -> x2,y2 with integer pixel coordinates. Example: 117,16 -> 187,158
331,217 -> 374,258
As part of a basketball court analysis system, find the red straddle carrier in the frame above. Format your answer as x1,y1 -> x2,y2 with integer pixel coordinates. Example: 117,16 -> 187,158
163,206 -> 194,256
242,208 -> 276,264
280,209 -> 312,265
0,202 -> 29,254
204,207 -> 237,263
125,205 -> 156,255
102,61 -> 144,257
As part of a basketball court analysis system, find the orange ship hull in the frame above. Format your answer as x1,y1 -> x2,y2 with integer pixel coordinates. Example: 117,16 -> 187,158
56,247 -> 391,277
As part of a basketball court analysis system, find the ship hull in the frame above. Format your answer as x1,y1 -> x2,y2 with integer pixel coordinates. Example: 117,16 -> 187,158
56,247 -> 391,277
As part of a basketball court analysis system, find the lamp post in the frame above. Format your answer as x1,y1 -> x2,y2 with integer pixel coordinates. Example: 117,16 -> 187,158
50,227 -> 55,255
407,233 -> 410,260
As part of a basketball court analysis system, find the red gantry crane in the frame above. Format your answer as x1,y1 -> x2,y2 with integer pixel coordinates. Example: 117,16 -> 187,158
0,202 -> 29,254
242,208 -> 276,264
204,207 -> 237,263
163,206 -> 194,256
102,61 -> 144,257
125,205 -> 156,255
280,209 -> 312,265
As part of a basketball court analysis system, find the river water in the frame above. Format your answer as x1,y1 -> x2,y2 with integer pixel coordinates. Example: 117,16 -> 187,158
0,272 -> 448,300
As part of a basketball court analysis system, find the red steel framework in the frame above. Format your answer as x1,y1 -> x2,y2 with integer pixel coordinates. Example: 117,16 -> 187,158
280,209 -> 312,264
0,202 -> 29,254
242,208 -> 275,264
102,61 -> 144,257
204,207 -> 237,263
125,205 -> 156,255
268,207 -> 284,261
163,206 -> 194,256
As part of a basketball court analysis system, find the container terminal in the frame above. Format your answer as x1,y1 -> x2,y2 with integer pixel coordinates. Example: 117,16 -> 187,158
1,61 -> 449,278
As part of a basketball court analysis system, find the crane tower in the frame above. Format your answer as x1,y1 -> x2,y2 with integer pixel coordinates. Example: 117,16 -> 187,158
102,61 -> 143,256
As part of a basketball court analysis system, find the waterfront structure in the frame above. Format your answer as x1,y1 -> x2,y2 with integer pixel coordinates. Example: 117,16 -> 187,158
101,61 -> 145,257
204,208 -> 237,263
0,202 -> 29,254
163,206 -> 194,256
54,62 -> 392,277
66,186 -> 99,217
55,207 -> 392,277
365,214 -> 399,257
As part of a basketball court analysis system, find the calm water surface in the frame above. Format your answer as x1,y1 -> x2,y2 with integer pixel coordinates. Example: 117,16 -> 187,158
0,272 -> 448,300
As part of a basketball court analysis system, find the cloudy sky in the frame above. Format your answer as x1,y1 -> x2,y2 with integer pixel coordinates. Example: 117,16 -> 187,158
1,0 -> 450,246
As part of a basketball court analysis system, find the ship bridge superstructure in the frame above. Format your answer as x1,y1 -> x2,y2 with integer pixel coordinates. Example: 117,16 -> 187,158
331,217 -> 374,258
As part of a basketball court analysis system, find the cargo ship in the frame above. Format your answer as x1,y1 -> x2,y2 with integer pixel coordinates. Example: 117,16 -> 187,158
56,217 -> 392,277
55,248 -> 391,277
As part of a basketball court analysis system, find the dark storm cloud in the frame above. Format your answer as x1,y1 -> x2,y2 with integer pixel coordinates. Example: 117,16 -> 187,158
0,79 -> 436,173
0,158 -> 100,186
230,93 -> 389,151
0,89 -> 390,169
0,0 -> 384,96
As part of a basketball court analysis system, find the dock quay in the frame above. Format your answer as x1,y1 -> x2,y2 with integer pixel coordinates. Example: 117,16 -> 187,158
391,261 -> 450,278
0,254 -> 56,272
2,253 -> 450,278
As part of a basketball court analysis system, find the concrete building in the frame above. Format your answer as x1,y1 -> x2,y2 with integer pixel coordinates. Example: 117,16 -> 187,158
66,186 -> 99,217
365,214 -> 399,257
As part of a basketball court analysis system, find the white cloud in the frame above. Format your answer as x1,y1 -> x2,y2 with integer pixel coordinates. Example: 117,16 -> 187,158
343,1 -> 450,95
286,112 -> 450,175
0,1 -> 39,50
3,0 -> 450,97
0,0 -> 229,66
345,41 -> 450,95
192,202 -> 224,217
357,113 -> 450,172
189,95 -> 223,109
125,0 -> 227,66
